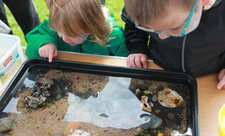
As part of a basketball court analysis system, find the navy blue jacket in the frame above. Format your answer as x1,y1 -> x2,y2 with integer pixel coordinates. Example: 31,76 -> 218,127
122,0 -> 225,77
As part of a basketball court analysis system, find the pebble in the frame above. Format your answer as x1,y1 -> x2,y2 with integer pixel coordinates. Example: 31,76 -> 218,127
99,113 -> 109,118
155,109 -> 161,114
167,113 -> 175,120
0,117 -> 13,132
128,84 -> 137,92
136,84 -> 148,90
144,79 -> 151,84
152,95 -> 158,102
92,92 -> 99,98
137,80 -> 144,85
143,90 -> 152,95
56,94 -> 62,100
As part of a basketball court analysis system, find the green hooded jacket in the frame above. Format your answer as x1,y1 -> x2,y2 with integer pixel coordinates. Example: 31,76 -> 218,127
25,14 -> 129,58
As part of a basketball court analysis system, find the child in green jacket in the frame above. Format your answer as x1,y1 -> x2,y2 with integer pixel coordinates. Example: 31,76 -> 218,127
25,0 -> 129,62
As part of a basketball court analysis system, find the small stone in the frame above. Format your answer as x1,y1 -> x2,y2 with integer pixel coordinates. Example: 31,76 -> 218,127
92,92 -> 99,98
152,95 -> 158,102
167,113 -> 175,120
143,90 -> 152,95
0,117 -> 13,132
150,130 -> 158,136
135,88 -> 141,95
149,102 -> 154,107
137,80 -> 145,85
155,109 -> 161,114
128,84 -> 137,92
56,94 -> 62,100
91,81 -> 96,84
99,113 -> 109,118
136,84 -> 148,90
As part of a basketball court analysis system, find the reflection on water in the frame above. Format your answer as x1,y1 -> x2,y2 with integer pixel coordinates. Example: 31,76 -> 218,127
3,97 -> 22,114
23,78 -> 35,88
63,76 -> 149,129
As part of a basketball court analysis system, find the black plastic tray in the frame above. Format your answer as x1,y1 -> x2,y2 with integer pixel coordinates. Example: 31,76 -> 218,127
0,58 -> 199,135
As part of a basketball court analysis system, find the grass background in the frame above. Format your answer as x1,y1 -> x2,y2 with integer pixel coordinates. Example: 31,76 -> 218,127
4,0 -> 125,47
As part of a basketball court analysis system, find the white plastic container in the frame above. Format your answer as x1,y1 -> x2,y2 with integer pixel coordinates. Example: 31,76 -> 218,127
0,33 -> 27,95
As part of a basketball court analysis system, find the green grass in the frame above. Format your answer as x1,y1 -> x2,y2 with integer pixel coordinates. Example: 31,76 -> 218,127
4,0 -> 125,47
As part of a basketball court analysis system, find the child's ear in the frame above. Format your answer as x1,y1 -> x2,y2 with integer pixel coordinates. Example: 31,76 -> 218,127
201,0 -> 213,6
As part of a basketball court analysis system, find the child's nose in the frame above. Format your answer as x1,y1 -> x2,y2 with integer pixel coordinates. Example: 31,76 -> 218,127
62,35 -> 69,41
158,33 -> 170,39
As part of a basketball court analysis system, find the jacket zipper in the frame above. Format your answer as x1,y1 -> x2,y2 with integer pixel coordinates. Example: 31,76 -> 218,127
181,35 -> 187,72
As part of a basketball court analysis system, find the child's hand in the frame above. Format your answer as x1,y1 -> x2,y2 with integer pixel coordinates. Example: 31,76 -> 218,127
217,68 -> 225,89
127,53 -> 149,68
38,43 -> 57,62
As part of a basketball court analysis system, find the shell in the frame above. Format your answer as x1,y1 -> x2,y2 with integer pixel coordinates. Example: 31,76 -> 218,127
25,78 -> 54,108
68,129 -> 91,136
158,88 -> 183,108
141,96 -> 152,112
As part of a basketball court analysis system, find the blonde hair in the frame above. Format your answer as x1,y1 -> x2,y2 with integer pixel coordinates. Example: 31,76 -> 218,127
125,0 -> 196,26
45,0 -> 111,45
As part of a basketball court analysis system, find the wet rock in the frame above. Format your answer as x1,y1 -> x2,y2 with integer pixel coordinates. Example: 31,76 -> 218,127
24,78 -> 55,108
0,117 -> 13,132
140,114 -> 162,129
49,84 -> 63,100
37,78 -> 54,91
136,84 -> 148,91
25,95 -> 46,108
128,84 -> 137,92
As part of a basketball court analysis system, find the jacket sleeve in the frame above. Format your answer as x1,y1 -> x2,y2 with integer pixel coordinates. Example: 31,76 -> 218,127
106,14 -> 129,57
121,8 -> 150,56
25,19 -> 58,58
